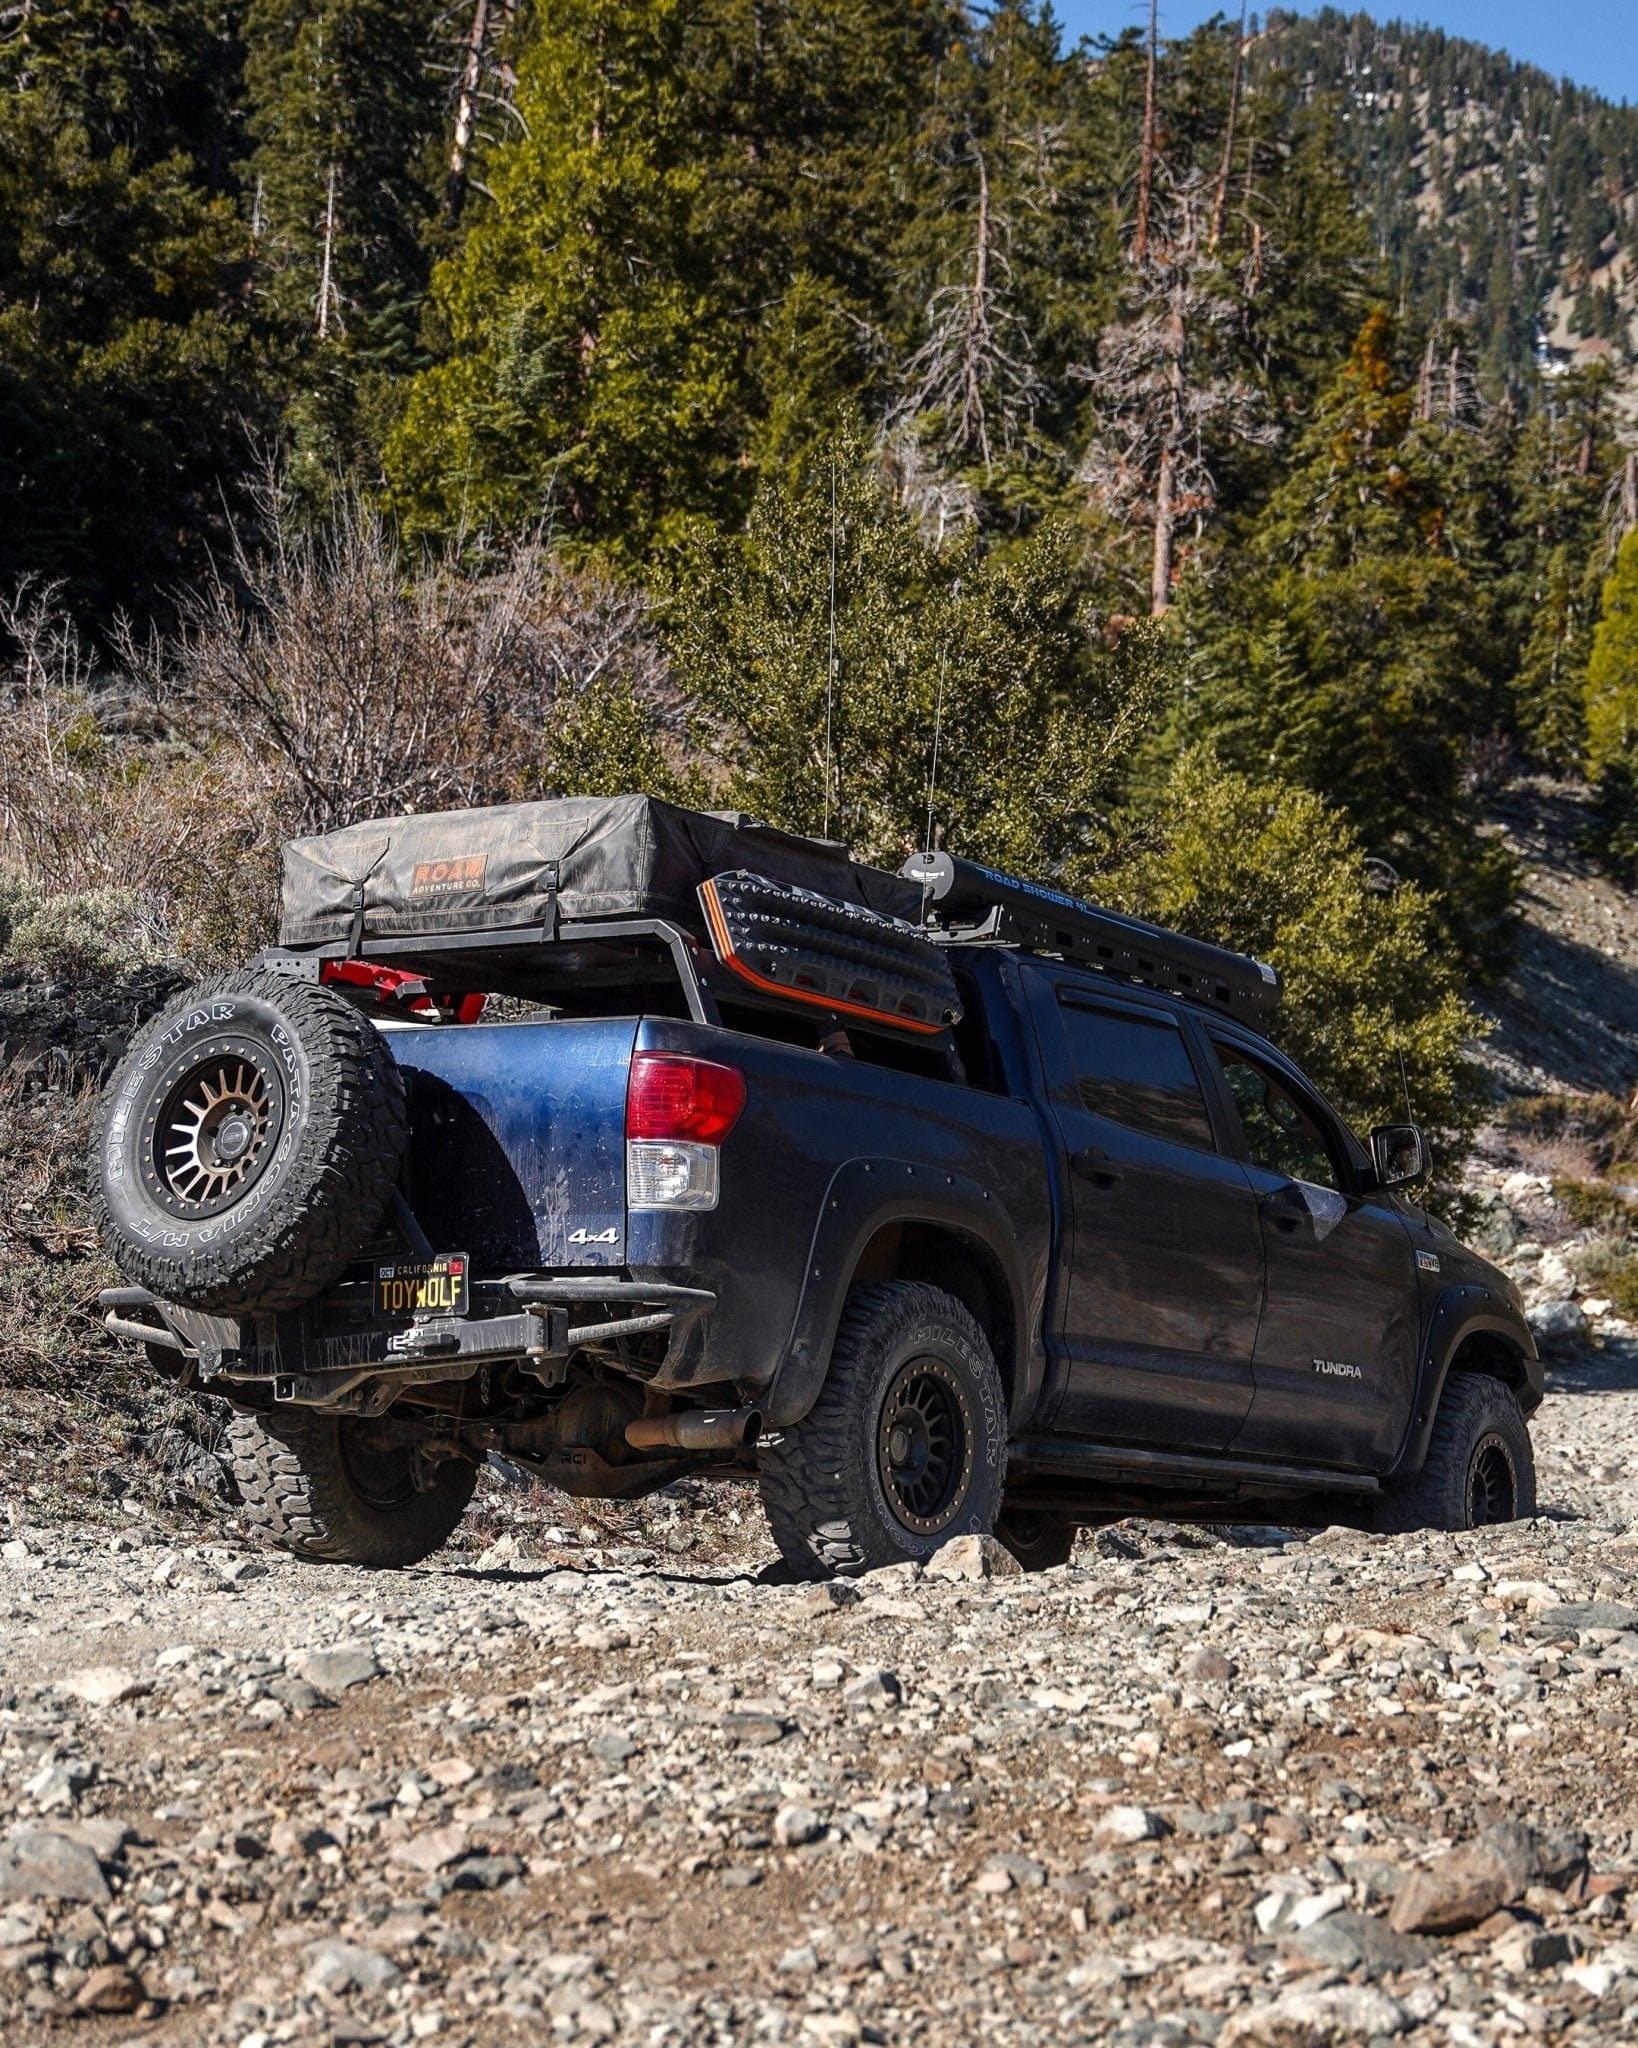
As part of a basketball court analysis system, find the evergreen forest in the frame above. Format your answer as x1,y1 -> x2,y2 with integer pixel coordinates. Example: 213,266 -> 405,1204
4,0 -> 1638,1177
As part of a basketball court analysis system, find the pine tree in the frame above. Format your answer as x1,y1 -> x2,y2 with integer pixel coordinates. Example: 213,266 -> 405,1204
241,0 -> 444,487
1076,166 -> 1274,616
1502,367 -> 1623,767
1176,311 -> 1514,964
876,3 -> 1107,534
665,416 -> 1163,874
0,1 -> 263,619
1587,527 -> 1638,774
386,0 -> 943,558
244,0 -> 442,342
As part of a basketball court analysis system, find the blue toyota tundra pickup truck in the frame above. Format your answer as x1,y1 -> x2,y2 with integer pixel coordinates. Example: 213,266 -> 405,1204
95,795 -> 1540,1575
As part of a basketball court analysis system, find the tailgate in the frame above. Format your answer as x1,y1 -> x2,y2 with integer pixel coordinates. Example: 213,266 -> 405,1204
384,1017 -> 636,1269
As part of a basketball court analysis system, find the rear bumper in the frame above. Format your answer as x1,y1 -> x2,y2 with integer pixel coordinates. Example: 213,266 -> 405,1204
99,1276 -> 716,1412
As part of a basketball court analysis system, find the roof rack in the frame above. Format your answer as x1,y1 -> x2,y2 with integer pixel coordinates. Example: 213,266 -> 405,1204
900,850 -> 1281,1029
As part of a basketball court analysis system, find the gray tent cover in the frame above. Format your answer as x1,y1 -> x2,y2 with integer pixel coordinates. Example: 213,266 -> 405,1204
279,794 -> 922,949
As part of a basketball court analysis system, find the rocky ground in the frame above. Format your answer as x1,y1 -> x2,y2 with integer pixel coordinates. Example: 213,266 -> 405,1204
7,1349 -> 1638,2048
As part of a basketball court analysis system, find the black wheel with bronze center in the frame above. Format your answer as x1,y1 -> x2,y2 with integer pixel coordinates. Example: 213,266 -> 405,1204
876,1357 -> 975,1536
96,965 -> 408,1316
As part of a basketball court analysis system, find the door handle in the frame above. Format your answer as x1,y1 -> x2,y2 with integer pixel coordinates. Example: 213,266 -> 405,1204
1260,1187 -> 1308,1236
1071,1146 -> 1124,1191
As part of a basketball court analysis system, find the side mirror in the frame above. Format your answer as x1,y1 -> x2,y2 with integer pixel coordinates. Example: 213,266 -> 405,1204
1370,1123 -> 1428,1190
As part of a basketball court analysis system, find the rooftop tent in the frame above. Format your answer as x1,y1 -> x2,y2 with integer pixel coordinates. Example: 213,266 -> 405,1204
279,794 -> 922,949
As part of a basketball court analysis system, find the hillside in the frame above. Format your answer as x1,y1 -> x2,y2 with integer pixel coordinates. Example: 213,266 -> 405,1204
1479,780 -> 1638,1098
1263,8 -> 1638,403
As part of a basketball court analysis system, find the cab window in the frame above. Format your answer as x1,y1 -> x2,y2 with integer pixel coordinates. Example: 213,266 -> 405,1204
1056,994 -> 1215,1151
1213,1043 -> 1341,1191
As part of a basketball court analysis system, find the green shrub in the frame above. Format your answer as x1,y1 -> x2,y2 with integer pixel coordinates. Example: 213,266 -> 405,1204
1587,745 -> 1638,886
1575,1237 -> 1638,1320
1094,746 -> 1488,1185
0,873 -> 44,955
2,886 -> 162,981
1553,1176 -> 1638,1234
1500,1092 -> 1638,1175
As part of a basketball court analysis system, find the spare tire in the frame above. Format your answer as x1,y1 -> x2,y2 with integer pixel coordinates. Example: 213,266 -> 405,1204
95,965 -> 407,1316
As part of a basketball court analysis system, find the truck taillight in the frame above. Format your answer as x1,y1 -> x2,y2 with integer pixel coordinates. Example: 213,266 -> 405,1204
626,1054 -> 746,1145
625,1054 -> 746,1212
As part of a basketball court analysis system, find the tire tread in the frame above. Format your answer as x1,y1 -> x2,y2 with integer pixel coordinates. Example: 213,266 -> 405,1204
95,966 -> 408,1316
757,1280 -> 1006,1578
227,1409 -> 474,1568
1373,1371 -> 1536,1534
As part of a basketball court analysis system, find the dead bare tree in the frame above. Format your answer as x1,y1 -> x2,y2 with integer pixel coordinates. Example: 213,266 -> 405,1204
171,489 -> 665,836
1134,0 -> 1159,265
446,0 -> 489,223
885,144 -> 1042,495
877,430 -> 983,546
1208,3 -> 1248,253
1074,169 -> 1275,617
315,161 -> 342,338
1412,330 -> 1482,431
435,0 -> 525,225
0,481 -> 675,957
1601,446 -> 1638,558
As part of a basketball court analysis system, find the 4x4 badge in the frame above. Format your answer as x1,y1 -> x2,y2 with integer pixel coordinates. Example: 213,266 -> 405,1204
568,1226 -> 619,1246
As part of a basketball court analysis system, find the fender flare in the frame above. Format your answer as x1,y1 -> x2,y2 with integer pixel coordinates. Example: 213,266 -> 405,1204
1384,1284 -> 1542,1483
761,1157 -> 1042,1430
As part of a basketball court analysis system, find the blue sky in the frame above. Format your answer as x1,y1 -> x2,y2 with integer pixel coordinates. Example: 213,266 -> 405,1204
1051,3 -> 1638,105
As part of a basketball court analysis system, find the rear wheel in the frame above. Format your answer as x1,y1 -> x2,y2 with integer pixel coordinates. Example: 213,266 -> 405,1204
1373,1372 -> 1535,1534
995,1504 -> 1076,1571
757,1280 -> 1007,1578
228,1409 -> 475,1567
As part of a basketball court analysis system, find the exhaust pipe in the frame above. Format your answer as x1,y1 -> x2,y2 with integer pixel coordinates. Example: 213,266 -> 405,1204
625,1407 -> 762,1453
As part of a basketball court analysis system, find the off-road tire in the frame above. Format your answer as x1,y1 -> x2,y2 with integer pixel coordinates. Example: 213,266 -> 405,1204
757,1280 -> 1008,1578
995,1504 -> 1077,1572
1372,1372 -> 1536,1534
95,966 -> 407,1316
227,1409 -> 475,1567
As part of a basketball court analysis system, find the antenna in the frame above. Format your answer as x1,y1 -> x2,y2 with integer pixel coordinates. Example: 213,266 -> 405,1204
822,453 -> 839,840
1387,998 -> 1416,1138
923,644 -> 949,863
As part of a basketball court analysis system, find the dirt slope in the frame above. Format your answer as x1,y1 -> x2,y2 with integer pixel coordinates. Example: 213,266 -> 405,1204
1477,781 -> 1638,1100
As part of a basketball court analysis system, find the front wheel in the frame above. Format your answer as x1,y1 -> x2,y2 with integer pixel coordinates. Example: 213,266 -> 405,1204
757,1280 -> 1008,1578
1372,1373 -> 1536,1534
228,1409 -> 476,1567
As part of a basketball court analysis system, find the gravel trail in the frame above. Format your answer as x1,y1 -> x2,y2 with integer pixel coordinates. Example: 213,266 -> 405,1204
5,1354 -> 1638,2048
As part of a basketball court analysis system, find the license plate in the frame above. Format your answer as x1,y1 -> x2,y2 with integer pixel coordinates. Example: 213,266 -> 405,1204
376,1254 -> 470,1321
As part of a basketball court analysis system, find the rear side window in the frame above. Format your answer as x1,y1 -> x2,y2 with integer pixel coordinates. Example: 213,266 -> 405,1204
1055,995 -> 1215,1151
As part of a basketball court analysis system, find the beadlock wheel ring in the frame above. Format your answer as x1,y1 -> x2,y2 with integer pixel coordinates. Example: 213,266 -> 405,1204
1467,1433 -> 1518,1527
142,1037 -> 285,1219
876,1354 -> 976,1536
